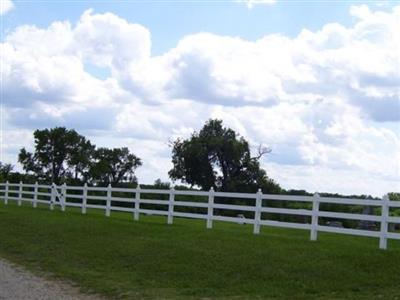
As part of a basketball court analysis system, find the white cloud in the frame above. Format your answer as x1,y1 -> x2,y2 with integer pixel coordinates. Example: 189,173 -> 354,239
0,0 -> 14,15
2,6 -> 400,196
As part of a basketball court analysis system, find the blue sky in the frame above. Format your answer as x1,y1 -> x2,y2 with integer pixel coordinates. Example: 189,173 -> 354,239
3,1 -> 393,54
1,0 -> 399,196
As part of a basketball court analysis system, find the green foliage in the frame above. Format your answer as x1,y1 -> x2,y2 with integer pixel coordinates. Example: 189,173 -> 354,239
388,192 -> 400,201
0,162 -> 13,180
16,127 -> 142,186
18,127 -> 94,184
169,119 -> 281,193
89,147 -> 142,185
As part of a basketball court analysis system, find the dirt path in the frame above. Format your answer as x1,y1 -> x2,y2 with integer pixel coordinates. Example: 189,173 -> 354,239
0,258 -> 103,300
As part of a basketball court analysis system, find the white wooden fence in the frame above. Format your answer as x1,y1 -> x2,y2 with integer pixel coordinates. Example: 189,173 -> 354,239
0,181 -> 399,250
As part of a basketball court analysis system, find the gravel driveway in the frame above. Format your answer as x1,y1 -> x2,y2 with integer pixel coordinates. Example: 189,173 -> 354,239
0,258 -> 103,300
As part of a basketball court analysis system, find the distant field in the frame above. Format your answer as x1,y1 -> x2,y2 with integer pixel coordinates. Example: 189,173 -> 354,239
0,202 -> 399,300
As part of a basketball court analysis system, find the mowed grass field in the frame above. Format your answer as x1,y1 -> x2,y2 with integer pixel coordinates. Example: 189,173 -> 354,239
0,202 -> 399,300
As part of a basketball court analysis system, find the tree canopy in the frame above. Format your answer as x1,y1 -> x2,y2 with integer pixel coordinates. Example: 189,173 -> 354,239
18,127 -> 141,185
169,119 -> 281,193
89,147 -> 142,185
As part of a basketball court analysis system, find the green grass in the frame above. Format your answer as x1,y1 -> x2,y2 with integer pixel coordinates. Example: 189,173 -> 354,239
0,202 -> 399,300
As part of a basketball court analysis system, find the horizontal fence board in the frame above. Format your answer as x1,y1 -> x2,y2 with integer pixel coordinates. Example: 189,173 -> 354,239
387,216 -> 400,224
139,199 -> 168,205
37,185 -> 51,189
213,203 -> 255,212
317,225 -> 380,238
140,189 -> 169,195
110,197 -> 134,203
86,195 -> 108,201
387,232 -> 400,240
87,187 -> 108,192
174,190 -> 209,197
21,191 -> 35,195
214,191 -> 256,199
318,211 -> 381,222
3,196 -> 20,201
318,198 -> 382,206
172,201 -> 208,208
19,184 -> 35,188
389,201 -> 400,208
139,209 -> 169,216
37,192 -> 51,196
86,204 -> 105,210
262,194 -> 314,202
66,194 -> 83,199
110,187 -> 137,193
65,202 -> 82,208
260,220 -> 311,230
261,207 -> 312,216
65,186 -> 84,191
6,197 -> 34,203
111,206 -> 134,213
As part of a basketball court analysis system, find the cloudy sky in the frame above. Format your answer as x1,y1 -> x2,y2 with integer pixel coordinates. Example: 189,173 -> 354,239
1,0 -> 399,196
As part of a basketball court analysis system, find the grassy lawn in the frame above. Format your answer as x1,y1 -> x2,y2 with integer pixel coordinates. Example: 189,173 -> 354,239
0,202 -> 399,300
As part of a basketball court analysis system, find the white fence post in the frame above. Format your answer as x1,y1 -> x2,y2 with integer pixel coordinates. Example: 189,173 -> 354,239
134,184 -> 140,221
379,194 -> 389,250
253,189 -> 262,235
310,192 -> 320,241
206,187 -> 215,229
4,181 -> 9,205
82,183 -> 87,214
50,183 -> 55,210
18,181 -> 23,206
61,183 -> 66,212
33,182 -> 38,208
106,184 -> 111,217
168,186 -> 175,224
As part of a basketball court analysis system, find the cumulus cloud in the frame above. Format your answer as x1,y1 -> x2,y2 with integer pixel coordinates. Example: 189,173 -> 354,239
2,6 -> 400,196
0,0 -> 14,15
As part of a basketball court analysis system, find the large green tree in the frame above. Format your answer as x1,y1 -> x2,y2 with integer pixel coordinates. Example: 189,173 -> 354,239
169,119 -> 280,193
89,147 -> 142,185
18,127 -> 94,184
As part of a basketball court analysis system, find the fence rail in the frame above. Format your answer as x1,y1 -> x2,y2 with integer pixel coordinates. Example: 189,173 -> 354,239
0,181 -> 399,250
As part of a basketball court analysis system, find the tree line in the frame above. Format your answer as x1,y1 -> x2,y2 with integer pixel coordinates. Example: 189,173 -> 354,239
1,120 -> 281,193
0,119 -> 398,201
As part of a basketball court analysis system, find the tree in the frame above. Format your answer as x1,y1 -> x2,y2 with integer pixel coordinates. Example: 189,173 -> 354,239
89,147 -> 142,185
18,127 -> 94,184
169,119 -> 280,193
0,162 -> 13,180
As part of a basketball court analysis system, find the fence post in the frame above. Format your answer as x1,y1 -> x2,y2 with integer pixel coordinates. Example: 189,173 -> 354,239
206,187 -> 215,229
18,181 -> 23,206
33,182 -> 38,208
61,183 -> 66,212
310,192 -> 320,241
379,194 -> 389,250
50,183 -> 55,210
168,186 -> 175,224
106,184 -> 111,217
4,181 -> 9,205
134,184 -> 140,221
253,189 -> 262,235
82,183 -> 87,214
